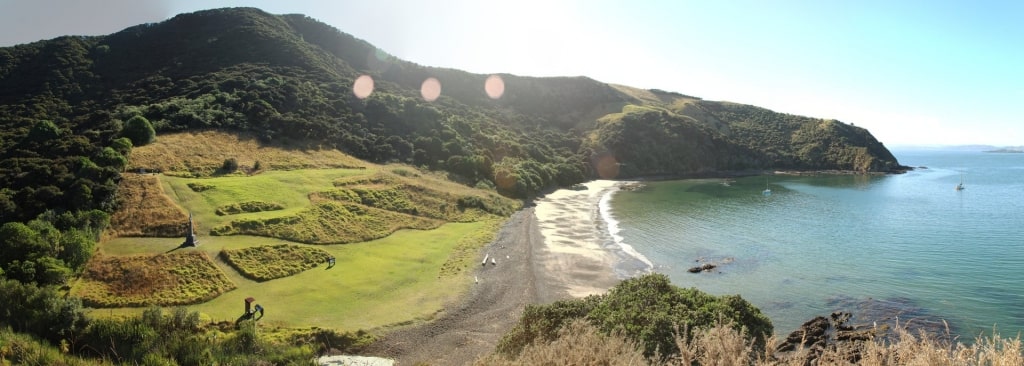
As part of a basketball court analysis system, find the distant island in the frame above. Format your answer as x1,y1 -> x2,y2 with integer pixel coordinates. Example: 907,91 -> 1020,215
984,147 -> 1024,153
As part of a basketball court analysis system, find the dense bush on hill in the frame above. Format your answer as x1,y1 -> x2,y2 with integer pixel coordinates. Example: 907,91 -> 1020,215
0,7 -> 901,205
0,210 -> 108,285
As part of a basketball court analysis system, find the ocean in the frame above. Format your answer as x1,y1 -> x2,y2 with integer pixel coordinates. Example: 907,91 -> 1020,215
604,149 -> 1024,336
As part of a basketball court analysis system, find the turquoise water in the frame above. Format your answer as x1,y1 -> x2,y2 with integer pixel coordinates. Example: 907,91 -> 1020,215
608,149 -> 1024,336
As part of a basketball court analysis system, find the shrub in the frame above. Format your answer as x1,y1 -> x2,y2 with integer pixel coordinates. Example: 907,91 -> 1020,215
215,201 -> 285,215
123,115 -> 156,146
390,167 -> 418,177
186,182 -> 215,192
495,273 -> 772,359
495,295 -> 602,357
477,319 -> 646,365
221,158 -> 239,173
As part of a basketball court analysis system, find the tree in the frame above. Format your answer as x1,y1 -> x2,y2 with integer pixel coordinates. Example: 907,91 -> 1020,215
0,222 -> 46,266
93,147 -> 128,171
110,137 -> 133,156
58,229 -> 96,271
25,120 -> 63,144
123,115 -> 156,146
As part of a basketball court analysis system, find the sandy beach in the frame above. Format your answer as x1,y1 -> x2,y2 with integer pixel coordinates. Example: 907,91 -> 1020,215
360,180 -> 626,365
532,180 -> 624,300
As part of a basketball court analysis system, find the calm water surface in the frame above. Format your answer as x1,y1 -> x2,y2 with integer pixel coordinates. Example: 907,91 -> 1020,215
609,149 -> 1024,336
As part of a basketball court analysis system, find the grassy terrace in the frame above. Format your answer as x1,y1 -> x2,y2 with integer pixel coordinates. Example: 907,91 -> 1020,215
77,131 -> 518,331
161,168 -> 370,232
90,220 -> 493,330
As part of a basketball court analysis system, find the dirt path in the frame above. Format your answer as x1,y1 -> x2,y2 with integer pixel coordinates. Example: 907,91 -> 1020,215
362,208 -> 547,365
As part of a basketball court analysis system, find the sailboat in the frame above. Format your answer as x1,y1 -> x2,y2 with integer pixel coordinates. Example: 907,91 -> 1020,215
955,171 -> 965,191
762,177 -> 772,196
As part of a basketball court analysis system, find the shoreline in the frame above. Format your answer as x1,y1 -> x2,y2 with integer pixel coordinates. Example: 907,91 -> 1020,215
626,168 -> 911,182
532,179 -> 651,300
359,180 -> 650,365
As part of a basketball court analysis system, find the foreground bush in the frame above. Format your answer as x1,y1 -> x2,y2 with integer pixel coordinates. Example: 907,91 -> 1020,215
0,327 -> 104,366
485,319 -> 1024,365
495,273 -> 773,359
476,319 -> 647,365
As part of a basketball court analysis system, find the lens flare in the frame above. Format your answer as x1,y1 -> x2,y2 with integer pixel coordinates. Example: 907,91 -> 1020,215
353,75 -> 374,99
594,154 -> 620,179
421,77 -> 442,102
485,74 -> 505,99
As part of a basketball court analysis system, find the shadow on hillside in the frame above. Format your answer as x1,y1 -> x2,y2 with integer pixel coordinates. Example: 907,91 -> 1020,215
234,312 -> 264,327
165,242 -> 195,253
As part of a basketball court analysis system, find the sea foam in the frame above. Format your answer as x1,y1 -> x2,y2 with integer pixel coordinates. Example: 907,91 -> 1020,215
597,183 -> 654,278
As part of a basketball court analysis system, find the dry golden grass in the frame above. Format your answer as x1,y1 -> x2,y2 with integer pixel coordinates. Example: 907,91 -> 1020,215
853,325 -> 1024,366
483,321 -> 1024,366
315,178 -> 511,223
474,319 -> 648,366
219,244 -> 332,281
75,251 -> 236,307
107,173 -> 189,238
127,130 -> 368,176
610,83 -> 688,105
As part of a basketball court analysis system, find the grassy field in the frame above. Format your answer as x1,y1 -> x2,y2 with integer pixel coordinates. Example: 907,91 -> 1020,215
161,168 -> 370,231
127,130 -> 368,176
84,131 -> 519,331
89,221 -> 493,330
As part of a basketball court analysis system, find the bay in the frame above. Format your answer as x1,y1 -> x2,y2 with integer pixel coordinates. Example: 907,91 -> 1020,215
608,149 -> 1024,336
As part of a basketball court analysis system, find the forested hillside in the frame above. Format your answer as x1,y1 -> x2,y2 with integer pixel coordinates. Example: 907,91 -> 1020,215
0,7 -> 902,209
0,5 -> 906,288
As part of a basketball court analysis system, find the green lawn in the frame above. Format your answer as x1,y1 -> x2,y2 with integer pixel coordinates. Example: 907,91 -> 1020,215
161,168 -> 371,230
92,221 -> 488,331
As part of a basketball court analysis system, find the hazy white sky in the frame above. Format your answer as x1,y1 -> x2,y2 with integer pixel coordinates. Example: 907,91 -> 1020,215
1,0 -> 1022,146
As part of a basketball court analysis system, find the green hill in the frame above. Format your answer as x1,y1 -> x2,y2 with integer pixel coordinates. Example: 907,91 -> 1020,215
0,7 -> 903,219
0,7 -> 916,364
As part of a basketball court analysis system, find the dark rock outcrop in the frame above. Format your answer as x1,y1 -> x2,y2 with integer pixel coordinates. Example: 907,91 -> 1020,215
687,263 -> 717,273
775,311 -> 883,365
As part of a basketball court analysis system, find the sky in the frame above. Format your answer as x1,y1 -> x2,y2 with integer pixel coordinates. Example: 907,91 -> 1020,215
1,0 -> 1022,147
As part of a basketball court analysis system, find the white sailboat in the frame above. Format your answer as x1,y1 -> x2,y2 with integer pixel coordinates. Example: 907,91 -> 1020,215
762,177 -> 772,196
955,171 -> 965,191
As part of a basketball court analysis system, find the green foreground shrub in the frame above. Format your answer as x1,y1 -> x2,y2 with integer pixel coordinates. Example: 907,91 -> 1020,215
495,273 -> 773,359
